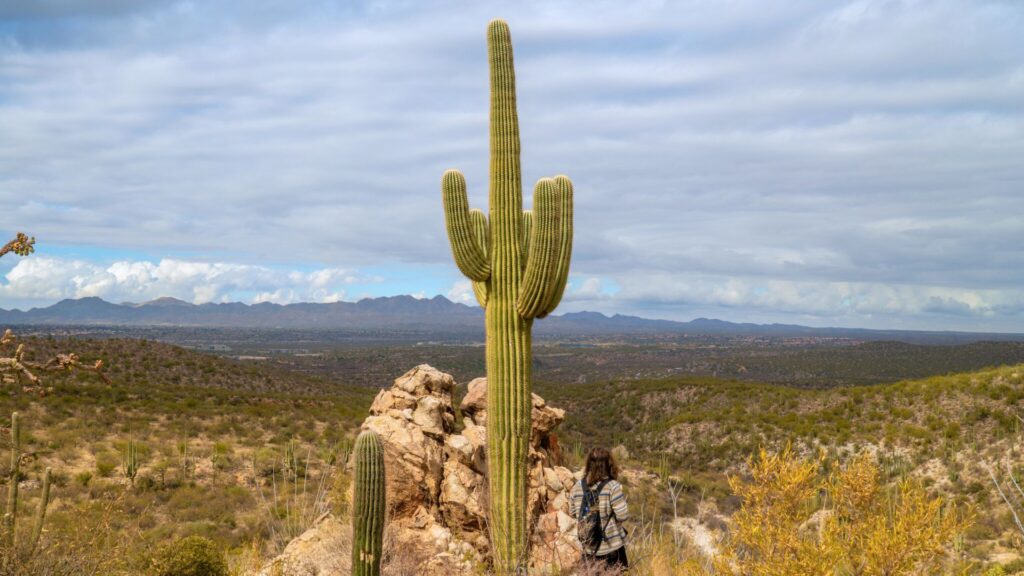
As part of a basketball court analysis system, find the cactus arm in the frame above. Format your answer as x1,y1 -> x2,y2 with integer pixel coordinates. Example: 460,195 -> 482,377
442,170 -> 491,282
351,430 -> 385,576
28,467 -> 50,553
469,209 -> 490,308
471,280 -> 489,309
3,412 -> 19,548
537,175 -> 574,318
517,178 -> 563,319
520,210 -> 533,268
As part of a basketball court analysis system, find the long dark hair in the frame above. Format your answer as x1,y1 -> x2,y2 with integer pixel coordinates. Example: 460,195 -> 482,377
584,447 -> 619,486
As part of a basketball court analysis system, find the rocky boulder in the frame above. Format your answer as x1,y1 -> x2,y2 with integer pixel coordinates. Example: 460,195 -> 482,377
257,514 -> 349,576
260,365 -> 580,576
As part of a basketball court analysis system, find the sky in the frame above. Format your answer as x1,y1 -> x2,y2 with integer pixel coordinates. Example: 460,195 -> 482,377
0,0 -> 1022,331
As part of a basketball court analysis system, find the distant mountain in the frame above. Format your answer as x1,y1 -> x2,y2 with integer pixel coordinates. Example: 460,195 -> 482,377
0,295 -> 482,331
138,296 -> 194,308
1,296 -> 1022,344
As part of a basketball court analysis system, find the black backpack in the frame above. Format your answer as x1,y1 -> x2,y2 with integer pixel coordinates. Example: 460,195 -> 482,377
576,479 -> 611,554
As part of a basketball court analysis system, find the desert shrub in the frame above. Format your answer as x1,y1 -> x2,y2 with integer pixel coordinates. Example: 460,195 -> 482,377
680,447 -> 972,576
152,535 -> 227,576
95,454 -> 118,478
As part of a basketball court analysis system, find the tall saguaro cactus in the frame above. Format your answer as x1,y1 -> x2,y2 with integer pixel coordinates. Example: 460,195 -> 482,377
351,430 -> 385,576
441,19 -> 574,573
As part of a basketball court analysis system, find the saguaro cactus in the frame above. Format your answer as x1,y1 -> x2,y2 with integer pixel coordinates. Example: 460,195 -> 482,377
2,412 -> 20,549
122,435 -> 140,486
440,19 -> 574,573
351,430 -> 385,576
1,412 -> 52,553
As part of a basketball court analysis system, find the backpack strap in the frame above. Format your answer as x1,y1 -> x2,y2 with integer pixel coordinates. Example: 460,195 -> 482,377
593,479 -> 614,547
577,479 -> 591,519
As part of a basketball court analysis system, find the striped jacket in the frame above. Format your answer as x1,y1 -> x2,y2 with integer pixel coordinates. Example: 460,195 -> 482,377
569,478 -> 629,556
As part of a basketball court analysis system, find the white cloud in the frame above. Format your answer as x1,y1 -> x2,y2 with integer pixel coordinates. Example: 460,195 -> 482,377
446,280 -> 475,306
564,277 -> 609,301
559,273 -> 1024,329
0,257 -> 365,307
1,1 -> 1022,329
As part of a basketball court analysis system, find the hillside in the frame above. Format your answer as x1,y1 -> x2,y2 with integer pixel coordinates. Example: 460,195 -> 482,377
0,337 -> 376,573
542,365 -> 1024,565
4,336 -> 1024,572
547,364 -> 1024,474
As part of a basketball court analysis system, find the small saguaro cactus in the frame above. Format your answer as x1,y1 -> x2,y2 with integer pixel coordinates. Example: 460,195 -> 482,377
122,435 -> 140,486
351,429 -> 385,576
1,412 -> 52,553
440,19 -> 574,573
2,412 -> 20,549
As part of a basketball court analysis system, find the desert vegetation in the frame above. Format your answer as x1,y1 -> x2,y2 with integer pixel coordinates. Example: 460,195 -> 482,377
2,329 -> 1023,573
0,334 -> 372,574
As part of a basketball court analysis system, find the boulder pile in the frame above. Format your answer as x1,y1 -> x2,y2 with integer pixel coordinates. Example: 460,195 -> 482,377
260,365 -> 581,575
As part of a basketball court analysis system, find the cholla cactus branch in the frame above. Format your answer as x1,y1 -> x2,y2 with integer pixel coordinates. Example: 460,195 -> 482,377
0,233 -> 34,259
0,329 -> 109,392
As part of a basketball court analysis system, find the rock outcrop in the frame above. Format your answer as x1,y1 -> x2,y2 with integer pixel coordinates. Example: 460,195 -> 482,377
257,514 -> 350,576
261,365 -> 581,575
366,366 -> 580,574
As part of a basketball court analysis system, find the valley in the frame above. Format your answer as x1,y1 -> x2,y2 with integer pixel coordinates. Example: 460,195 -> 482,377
4,332 -> 1024,572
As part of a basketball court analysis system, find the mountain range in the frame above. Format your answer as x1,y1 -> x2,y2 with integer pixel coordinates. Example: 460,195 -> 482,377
1,296 -> 1021,344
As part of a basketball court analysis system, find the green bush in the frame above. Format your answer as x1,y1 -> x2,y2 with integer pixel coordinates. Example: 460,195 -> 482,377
152,535 -> 227,576
96,455 -> 118,478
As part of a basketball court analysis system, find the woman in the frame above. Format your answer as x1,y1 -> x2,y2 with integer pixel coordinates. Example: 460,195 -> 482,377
569,447 -> 630,570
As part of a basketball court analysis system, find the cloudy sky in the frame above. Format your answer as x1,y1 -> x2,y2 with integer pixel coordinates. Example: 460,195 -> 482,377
0,0 -> 1021,331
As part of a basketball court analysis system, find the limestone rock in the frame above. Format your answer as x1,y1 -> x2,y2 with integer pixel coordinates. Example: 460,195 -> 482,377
257,514 -> 349,576
671,516 -> 724,561
440,454 -> 486,533
273,365 -> 580,576
362,365 -> 456,518
532,509 -> 580,571
459,377 -> 488,424
459,377 -> 566,452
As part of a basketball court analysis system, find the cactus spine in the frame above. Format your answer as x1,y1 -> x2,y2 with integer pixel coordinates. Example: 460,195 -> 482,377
351,430 -> 385,576
440,19 -> 574,573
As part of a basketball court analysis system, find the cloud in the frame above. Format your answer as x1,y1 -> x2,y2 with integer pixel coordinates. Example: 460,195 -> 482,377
447,280 -> 475,306
1,0 -> 1022,329
0,0 -> 174,19
0,257 -> 367,307
558,272 -> 1024,330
